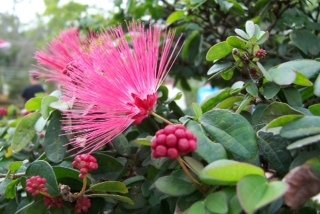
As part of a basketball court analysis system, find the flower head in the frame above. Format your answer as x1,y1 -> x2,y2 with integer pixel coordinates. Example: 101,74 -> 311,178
38,22 -> 180,153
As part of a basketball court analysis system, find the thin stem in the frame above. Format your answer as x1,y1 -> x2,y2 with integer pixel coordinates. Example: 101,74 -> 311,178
151,112 -> 173,125
77,177 -> 87,198
177,157 -> 206,194
0,173 -> 25,179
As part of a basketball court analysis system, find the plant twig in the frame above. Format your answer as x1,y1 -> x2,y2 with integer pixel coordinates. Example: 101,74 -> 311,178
151,112 -> 174,125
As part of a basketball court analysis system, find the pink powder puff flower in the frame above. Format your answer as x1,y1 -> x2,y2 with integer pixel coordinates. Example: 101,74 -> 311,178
44,22 -> 181,153
35,28 -> 86,85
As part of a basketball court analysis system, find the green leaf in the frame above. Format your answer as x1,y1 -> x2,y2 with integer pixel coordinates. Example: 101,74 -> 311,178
246,81 -> 258,97
269,67 -> 296,85
91,153 -> 125,180
25,97 -> 42,112
166,11 -> 185,25
262,82 -> 280,99
206,41 -> 232,61
287,134 -> 320,150
155,175 -> 196,196
184,156 -> 204,175
294,72 -> 313,87
88,193 -> 134,205
8,161 -> 23,174
53,166 -> 83,182
187,120 -> 227,163
314,74 -> 320,96
290,30 -> 320,56
282,88 -> 303,107
220,69 -> 234,80
309,104 -> 320,116
41,96 -> 58,119
200,110 -> 258,160
216,96 -> 243,109
5,179 -> 20,199
201,89 -> 234,112
11,112 -> 41,153
134,137 -> 151,146
90,181 -> 128,194
257,62 -> 272,81
237,175 -> 287,214
182,31 -> 201,61
192,103 -> 203,120
257,132 -> 292,176
226,36 -> 247,50
270,60 -> 320,80
188,201 -> 206,214
204,191 -> 228,213
207,62 -> 233,75
234,29 -> 249,40
200,159 -> 264,185
113,134 -> 131,156
245,21 -> 256,39
44,111 -> 67,163
266,115 -> 304,128
26,160 -> 60,196
280,116 -> 320,139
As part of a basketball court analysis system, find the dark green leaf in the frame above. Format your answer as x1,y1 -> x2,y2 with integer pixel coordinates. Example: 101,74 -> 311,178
26,160 -> 60,196
201,88 -> 234,112
89,193 -> 134,205
188,201 -> 206,214
91,153 -> 125,180
200,110 -> 258,160
262,82 -> 280,99
187,120 -> 227,163
246,81 -> 258,97
290,30 -> 320,56
207,62 -> 233,75
287,134 -> 320,150
12,112 -> 41,152
44,111 -> 67,163
283,88 -> 303,107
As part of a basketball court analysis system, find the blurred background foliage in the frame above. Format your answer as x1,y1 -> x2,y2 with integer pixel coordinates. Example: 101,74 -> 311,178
0,0 -> 320,104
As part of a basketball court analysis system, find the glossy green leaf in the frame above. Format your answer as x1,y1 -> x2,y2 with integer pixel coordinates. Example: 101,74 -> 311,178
269,67 -> 296,85
266,115 -> 303,128
287,134 -> 320,150
226,36 -> 247,50
26,160 -> 60,196
200,159 -> 264,185
155,175 -> 196,196
206,41 -> 232,61
201,88 -> 234,112
187,120 -> 227,163
41,96 -> 58,119
200,110 -> 257,160
166,11 -> 185,25
314,74 -> 320,96
25,97 -> 42,112
262,82 -> 280,99
188,201 -> 206,214
257,62 -> 272,81
280,116 -> 320,139
309,104 -> 320,116
245,21 -> 256,39
89,181 -> 128,194
192,102 -> 202,120
44,111 -> 67,163
294,72 -> 313,86
204,191 -> 228,213
246,81 -> 258,97
8,161 -> 23,174
89,193 -> 134,205
207,62 -> 233,75
215,96 -> 243,109
237,175 -> 287,214
11,112 -> 40,152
